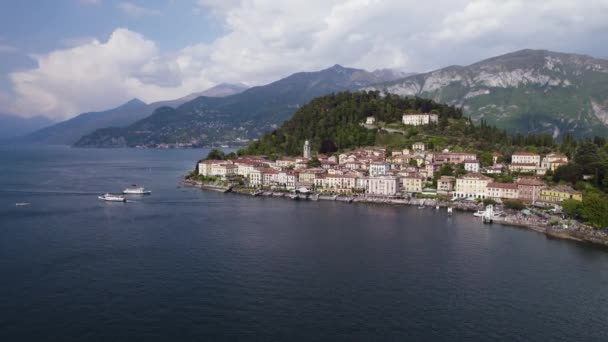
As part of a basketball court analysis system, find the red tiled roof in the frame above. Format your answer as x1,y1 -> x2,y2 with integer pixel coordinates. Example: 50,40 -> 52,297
487,182 -> 518,189
513,152 -> 540,156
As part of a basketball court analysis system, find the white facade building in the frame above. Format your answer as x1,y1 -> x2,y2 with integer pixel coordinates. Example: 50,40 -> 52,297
369,162 -> 390,177
464,160 -> 480,173
402,113 -> 439,126
454,173 -> 492,199
365,176 -> 400,196
511,152 -> 541,166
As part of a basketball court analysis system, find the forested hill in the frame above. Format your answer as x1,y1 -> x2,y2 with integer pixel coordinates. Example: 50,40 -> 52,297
240,91 -> 463,157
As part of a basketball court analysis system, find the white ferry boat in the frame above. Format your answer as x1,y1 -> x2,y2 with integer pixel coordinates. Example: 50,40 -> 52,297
98,193 -> 127,202
122,185 -> 151,195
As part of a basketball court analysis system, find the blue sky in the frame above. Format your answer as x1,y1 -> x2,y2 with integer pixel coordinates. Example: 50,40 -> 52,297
1,0 -> 608,120
0,1 -> 222,89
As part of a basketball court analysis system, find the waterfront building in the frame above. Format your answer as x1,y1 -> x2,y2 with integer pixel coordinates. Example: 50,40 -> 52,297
540,185 -> 583,204
516,177 -> 545,203
235,160 -> 264,178
198,160 -> 223,176
210,163 -> 237,179
365,176 -> 401,196
454,173 -> 492,199
486,182 -> 519,200
323,175 -> 356,193
464,160 -> 480,173
303,140 -> 311,159
402,113 -> 439,126
437,176 -> 456,195
369,162 -> 390,177
248,169 -> 262,187
298,169 -> 325,185
401,174 -> 424,193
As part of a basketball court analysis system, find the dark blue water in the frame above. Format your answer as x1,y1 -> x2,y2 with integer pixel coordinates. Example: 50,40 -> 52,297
1,145 -> 608,341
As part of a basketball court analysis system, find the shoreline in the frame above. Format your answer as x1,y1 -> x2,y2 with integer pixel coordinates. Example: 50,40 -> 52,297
183,180 -> 608,248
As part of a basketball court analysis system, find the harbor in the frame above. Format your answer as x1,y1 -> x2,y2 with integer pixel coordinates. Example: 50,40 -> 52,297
184,179 -> 608,248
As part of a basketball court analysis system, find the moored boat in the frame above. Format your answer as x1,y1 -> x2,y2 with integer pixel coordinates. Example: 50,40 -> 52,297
473,210 -> 486,217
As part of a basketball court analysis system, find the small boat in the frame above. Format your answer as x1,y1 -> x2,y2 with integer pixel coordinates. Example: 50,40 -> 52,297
98,193 -> 127,202
473,210 -> 486,217
15,202 -> 31,206
123,185 -> 151,195
251,190 -> 263,197
435,205 -> 440,210
447,207 -> 453,215
418,205 -> 425,209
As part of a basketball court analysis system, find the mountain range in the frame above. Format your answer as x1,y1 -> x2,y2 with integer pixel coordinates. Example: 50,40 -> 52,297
364,49 -> 608,137
19,83 -> 248,145
73,66 -> 408,147
16,49 -> 608,147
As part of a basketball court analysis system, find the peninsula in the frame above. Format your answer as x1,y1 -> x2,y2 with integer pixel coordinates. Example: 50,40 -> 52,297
186,91 -> 608,246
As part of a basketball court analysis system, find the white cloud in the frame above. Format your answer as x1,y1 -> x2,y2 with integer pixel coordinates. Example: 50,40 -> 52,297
7,0 -> 608,119
118,2 -> 161,16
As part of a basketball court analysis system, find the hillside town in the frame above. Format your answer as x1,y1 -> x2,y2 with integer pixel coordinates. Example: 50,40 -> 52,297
195,113 -> 582,209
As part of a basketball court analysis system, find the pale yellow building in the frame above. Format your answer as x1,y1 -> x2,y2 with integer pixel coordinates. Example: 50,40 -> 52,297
454,173 -> 492,199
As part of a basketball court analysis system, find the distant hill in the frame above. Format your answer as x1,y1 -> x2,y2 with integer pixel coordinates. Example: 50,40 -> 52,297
21,83 -> 248,145
240,91 -> 464,157
74,65 -> 407,147
0,113 -> 54,141
364,49 -> 608,137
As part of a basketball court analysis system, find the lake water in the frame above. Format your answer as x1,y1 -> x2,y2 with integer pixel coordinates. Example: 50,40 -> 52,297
1,145 -> 608,341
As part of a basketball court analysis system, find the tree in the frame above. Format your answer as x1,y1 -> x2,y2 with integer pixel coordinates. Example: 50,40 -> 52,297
319,139 -> 338,154
504,200 -> 526,210
483,198 -> 497,206
562,198 -> 582,218
575,142 -> 600,174
205,149 -> 226,160
581,193 -> 608,229
553,164 -> 583,185
307,157 -> 321,168
479,151 -> 493,167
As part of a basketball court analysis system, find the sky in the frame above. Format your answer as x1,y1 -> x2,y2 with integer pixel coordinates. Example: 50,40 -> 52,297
1,0 -> 608,121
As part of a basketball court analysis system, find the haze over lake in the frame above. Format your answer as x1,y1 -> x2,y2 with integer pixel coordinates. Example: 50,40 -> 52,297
1,145 -> 607,341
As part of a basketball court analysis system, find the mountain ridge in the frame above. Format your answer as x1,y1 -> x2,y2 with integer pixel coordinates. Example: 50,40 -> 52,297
20,83 -> 249,145
74,65 -> 407,147
363,49 -> 608,137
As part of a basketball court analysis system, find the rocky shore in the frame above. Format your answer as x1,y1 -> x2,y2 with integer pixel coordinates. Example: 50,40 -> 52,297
184,180 -> 608,248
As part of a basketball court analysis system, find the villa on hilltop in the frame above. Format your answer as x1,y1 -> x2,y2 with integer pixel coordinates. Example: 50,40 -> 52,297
402,113 -> 439,126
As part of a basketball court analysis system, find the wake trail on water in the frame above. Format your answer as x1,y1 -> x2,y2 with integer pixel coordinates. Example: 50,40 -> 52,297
0,189 -> 106,196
